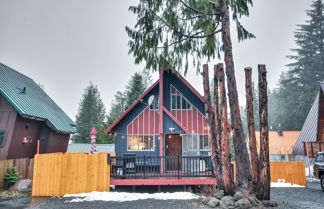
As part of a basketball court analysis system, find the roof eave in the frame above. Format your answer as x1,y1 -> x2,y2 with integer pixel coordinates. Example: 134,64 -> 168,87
105,80 -> 159,134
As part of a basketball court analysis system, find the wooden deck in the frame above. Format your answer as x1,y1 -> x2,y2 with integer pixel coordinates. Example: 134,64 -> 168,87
110,177 -> 216,185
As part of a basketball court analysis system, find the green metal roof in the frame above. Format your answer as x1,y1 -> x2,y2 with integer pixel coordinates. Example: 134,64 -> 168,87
0,63 -> 76,133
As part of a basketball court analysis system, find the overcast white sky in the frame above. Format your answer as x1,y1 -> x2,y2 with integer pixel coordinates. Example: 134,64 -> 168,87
0,0 -> 310,120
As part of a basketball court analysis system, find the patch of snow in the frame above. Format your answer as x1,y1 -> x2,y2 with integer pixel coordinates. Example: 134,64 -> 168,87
305,165 -> 314,177
270,182 -> 305,188
64,191 -> 201,202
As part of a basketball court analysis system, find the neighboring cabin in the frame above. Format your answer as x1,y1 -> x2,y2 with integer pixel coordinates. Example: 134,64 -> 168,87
255,131 -> 300,161
294,83 -> 324,160
0,63 -> 75,160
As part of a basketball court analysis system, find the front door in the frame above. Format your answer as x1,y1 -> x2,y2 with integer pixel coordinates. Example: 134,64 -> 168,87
165,134 -> 182,171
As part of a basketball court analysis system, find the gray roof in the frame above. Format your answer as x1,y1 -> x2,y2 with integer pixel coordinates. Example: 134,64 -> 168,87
293,93 -> 319,155
67,143 -> 115,153
0,63 -> 75,133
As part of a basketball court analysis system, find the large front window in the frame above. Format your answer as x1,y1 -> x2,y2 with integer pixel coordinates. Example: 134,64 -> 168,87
128,135 -> 155,151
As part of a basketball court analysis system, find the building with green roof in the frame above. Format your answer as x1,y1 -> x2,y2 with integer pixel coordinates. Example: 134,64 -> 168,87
0,63 -> 76,160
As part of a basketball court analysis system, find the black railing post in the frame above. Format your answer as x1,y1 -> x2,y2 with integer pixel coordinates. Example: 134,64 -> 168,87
144,155 -> 146,178
177,155 -> 180,179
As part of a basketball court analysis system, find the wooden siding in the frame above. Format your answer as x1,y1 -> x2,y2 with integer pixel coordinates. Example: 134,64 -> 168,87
0,158 -> 34,188
32,153 -> 110,196
0,94 -> 17,160
127,106 -> 159,135
7,115 -> 41,159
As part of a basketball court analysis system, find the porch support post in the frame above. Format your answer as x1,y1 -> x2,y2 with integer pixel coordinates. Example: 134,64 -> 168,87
159,65 -> 164,174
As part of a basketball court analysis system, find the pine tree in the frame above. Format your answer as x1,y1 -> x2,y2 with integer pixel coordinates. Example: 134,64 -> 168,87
273,0 -> 324,130
73,83 -> 107,143
125,72 -> 146,109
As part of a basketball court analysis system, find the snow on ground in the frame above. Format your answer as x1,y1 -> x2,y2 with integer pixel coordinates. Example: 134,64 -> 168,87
271,182 -> 305,188
64,191 -> 201,202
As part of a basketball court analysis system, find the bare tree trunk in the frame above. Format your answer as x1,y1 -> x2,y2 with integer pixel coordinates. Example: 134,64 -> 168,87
220,0 -> 251,189
214,64 -> 223,181
258,65 -> 270,200
245,67 -> 259,192
218,63 -> 234,195
202,64 -> 223,189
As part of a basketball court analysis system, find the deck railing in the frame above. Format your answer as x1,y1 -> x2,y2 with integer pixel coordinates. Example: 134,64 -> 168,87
108,155 -> 214,179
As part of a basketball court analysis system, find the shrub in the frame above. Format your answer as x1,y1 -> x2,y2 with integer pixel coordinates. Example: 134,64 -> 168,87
3,166 -> 21,189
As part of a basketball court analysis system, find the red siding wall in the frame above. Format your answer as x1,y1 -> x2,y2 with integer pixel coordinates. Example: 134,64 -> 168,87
171,107 -> 207,134
128,107 -> 159,135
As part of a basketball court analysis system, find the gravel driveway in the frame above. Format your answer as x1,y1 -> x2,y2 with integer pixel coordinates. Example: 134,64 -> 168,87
0,183 -> 323,209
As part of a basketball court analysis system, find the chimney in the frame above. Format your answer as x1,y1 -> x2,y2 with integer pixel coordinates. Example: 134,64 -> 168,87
277,123 -> 283,136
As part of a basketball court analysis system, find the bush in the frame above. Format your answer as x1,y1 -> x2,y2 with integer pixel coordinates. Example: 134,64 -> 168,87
3,167 -> 21,189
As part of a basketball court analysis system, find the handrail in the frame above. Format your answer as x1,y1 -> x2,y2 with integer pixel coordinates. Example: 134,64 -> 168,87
108,155 -> 215,179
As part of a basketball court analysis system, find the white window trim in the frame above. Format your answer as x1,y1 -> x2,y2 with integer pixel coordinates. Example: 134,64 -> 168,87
170,85 -> 193,110
127,134 -> 157,152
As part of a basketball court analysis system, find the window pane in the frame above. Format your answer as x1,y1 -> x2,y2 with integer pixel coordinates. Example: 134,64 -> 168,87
176,95 -> 181,109
204,135 -> 209,149
172,95 -> 176,109
148,136 -> 153,150
182,97 -> 187,109
199,135 -> 204,149
128,136 -> 138,150
0,131 -> 5,146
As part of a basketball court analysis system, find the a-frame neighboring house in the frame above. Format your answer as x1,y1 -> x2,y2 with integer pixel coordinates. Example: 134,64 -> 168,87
0,63 -> 75,160
293,83 -> 324,160
105,69 -> 215,186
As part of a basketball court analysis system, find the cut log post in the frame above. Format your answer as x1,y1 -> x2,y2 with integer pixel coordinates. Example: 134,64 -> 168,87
218,63 -> 234,195
202,64 -> 223,190
258,64 -> 270,200
244,67 -> 259,192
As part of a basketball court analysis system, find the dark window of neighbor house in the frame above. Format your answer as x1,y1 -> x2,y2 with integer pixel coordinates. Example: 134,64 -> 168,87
0,131 -> 6,147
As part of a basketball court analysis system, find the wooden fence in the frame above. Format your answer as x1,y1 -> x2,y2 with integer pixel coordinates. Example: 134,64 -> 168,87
0,158 -> 34,189
270,161 -> 306,186
32,153 -> 110,196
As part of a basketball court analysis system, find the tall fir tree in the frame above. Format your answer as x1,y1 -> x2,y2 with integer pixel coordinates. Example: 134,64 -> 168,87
125,72 -> 146,109
272,0 -> 324,130
73,83 -> 107,144
104,70 -> 151,143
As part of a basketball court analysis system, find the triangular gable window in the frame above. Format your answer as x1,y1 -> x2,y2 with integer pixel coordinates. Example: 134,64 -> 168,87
170,85 -> 192,110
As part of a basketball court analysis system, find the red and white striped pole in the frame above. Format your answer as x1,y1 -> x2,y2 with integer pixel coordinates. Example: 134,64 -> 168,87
89,128 -> 97,154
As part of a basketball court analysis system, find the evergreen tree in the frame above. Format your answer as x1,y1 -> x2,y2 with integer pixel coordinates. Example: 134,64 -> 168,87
125,72 -> 146,109
272,0 -> 324,130
73,83 -> 107,143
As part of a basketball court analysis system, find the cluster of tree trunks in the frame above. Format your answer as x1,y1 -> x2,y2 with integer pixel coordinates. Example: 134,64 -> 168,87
245,65 -> 270,200
202,64 -> 270,199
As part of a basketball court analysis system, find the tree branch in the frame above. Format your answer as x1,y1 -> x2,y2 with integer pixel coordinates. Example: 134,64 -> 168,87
180,0 -> 220,16
157,29 -> 222,49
